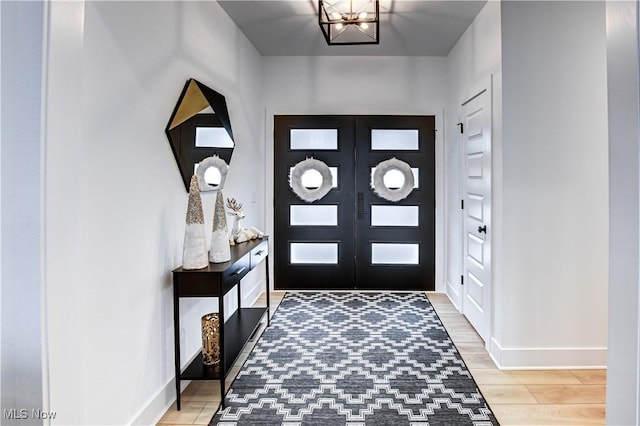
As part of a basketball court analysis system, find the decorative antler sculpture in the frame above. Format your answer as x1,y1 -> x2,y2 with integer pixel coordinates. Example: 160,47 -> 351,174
226,198 -> 264,245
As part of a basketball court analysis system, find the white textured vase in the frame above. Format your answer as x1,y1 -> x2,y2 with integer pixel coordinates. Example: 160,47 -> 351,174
210,191 -> 231,263
182,176 -> 209,270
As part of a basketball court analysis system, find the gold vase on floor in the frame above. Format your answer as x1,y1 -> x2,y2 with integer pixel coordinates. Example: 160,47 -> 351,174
201,313 -> 220,366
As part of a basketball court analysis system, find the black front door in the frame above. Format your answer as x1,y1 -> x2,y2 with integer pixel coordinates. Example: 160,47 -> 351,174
274,115 -> 435,291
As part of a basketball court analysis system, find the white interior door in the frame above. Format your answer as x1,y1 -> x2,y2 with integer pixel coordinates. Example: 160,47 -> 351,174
462,87 -> 492,343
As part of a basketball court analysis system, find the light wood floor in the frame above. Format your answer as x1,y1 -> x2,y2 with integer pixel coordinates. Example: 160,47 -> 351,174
427,292 -> 606,425
158,291 -> 606,425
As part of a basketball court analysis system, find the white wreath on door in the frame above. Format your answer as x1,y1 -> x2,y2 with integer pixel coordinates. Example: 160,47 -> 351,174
371,157 -> 414,202
289,157 -> 333,202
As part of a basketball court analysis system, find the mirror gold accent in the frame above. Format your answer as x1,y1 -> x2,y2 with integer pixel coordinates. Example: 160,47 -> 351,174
169,80 -> 211,130
165,79 -> 234,191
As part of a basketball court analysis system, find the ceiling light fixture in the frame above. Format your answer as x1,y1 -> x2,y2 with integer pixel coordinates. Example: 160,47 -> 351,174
319,0 -> 379,45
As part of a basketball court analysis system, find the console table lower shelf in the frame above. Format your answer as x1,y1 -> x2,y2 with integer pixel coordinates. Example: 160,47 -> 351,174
179,307 -> 266,380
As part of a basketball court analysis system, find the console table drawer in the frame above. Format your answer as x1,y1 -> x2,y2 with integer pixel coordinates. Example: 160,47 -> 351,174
251,241 -> 268,268
222,253 -> 250,286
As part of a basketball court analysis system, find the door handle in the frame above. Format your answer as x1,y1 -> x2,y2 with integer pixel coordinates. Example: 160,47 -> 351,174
357,192 -> 364,217
478,225 -> 487,234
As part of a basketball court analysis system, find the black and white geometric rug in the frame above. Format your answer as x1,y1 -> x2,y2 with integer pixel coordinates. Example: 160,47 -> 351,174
211,292 -> 498,425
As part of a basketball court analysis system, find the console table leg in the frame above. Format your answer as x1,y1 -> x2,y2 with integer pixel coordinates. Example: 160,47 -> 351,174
173,287 -> 182,411
266,255 -> 271,327
219,295 -> 226,409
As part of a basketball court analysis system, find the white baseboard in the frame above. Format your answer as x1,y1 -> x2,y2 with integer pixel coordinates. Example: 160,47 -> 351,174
489,337 -> 607,370
444,281 -> 462,311
129,377 -> 189,425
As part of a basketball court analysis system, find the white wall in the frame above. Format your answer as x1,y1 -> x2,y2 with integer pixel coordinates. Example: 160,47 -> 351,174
444,1 -> 502,311
263,56 -> 447,290
605,1 -> 640,423
264,56 -> 447,116
0,1 -> 46,423
494,1 -> 608,368
43,1 -> 265,424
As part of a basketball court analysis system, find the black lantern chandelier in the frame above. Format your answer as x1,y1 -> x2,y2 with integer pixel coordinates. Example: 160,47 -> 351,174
319,0 -> 379,45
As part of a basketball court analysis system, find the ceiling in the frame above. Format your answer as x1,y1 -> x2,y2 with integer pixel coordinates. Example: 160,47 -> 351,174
218,0 -> 487,56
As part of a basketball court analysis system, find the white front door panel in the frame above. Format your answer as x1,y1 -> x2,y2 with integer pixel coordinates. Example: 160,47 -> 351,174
462,86 -> 492,344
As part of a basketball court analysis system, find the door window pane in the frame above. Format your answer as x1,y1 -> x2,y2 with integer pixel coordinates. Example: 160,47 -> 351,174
290,205 -> 338,226
301,169 -> 322,189
383,169 -> 405,189
290,243 -> 338,264
290,166 -> 338,188
371,167 -> 419,188
290,129 -> 338,150
371,206 -> 419,227
371,243 -> 419,264
371,129 -> 419,150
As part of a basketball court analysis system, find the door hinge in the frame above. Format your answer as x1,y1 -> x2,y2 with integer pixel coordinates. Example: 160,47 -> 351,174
461,199 -> 464,210
457,122 -> 464,134
461,275 -> 464,285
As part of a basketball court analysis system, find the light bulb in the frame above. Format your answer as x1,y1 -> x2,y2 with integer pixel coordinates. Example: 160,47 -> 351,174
335,23 -> 344,30
331,12 -> 342,20
360,22 -> 369,29
358,12 -> 368,19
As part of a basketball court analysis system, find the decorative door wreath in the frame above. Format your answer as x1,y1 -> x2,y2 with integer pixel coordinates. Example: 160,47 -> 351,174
196,155 -> 229,192
371,157 -> 414,202
289,158 -> 333,202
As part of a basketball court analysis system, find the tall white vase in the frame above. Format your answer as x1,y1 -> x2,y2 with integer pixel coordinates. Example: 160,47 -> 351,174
182,176 -> 209,270
210,191 -> 231,263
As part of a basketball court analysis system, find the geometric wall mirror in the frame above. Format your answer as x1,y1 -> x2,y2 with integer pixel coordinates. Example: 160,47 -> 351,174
165,78 -> 234,191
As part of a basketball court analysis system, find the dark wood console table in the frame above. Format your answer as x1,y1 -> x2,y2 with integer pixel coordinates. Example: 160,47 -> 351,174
172,238 -> 269,410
